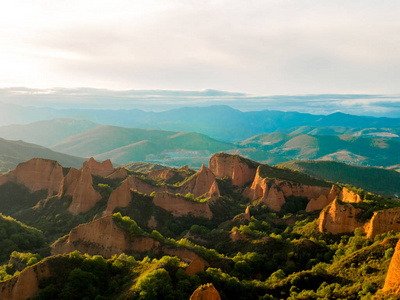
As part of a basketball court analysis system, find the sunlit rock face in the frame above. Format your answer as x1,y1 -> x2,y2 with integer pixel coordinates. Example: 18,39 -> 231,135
0,158 -> 64,196
209,153 -> 258,187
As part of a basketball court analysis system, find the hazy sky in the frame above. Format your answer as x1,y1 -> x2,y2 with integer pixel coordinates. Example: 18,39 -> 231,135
1,1 -> 400,95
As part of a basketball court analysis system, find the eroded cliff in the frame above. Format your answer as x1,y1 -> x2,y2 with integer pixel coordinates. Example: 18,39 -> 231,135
209,153 -> 258,187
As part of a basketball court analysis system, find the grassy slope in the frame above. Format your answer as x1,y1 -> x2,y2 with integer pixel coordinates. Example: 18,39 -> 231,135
279,160 -> 400,197
52,126 -> 237,165
0,138 -> 85,172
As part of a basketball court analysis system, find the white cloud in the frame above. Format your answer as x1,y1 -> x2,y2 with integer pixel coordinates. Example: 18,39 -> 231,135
0,0 -> 399,94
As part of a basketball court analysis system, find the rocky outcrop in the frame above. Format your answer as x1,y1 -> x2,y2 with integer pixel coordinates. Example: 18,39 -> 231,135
366,208 -> 400,239
181,164 -> 220,200
209,153 -> 258,187
0,258 -> 51,300
60,166 -> 102,215
107,168 -> 128,180
104,180 -> 132,215
244,166 -> 330,211
383,239 -> 400,294
306,195 -> 329,212
0,158 -> 64,196
339,187 -> 362,203
153,192 -> 213,219
190,283 -> 221,300
185,257 -> 206,276
83,157 -> 114,177
147,168 -> 188,181
52,215 -> 208,265
244,206 -> 251,221
229,230 -> 247,242
52,215 -> 160,257
318,199 -> 364,234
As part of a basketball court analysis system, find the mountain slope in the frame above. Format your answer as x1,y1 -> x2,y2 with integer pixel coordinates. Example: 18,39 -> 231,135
279,160 -> 400,197
52,126 -> 237,167
0,118 -> 100,147
239,133 -> 400,167
0,138 -> 85,172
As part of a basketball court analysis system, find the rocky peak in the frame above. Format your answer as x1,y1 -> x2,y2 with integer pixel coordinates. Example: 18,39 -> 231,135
185,257 -> 206,276
60,166 -> 102,215
0,158 -> 64,196
318,199 -> 364,234
209,153 -> 258,186
83,157 -> 114,177
339,187 -> 362,203
190,283 -> 221,300
366,208 -> 400,239
104,179 -> 132,215
244,206 -> 251,221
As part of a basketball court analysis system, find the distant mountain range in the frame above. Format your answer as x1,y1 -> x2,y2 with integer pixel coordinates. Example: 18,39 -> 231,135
1,117 -> 400,168
2,104 -> 400,142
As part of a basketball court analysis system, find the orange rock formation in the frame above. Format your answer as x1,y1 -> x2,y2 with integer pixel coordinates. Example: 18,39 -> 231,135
104,179 -> 132,215
190,283 -> 221,300
52,215 -> 160,257
383,239 -> 400,294
59,166 -> 102,215
0,258 -> 51,300
83,157 -> 114,177
244,206 -> 251,221
366,208 -> 400,239
244,166 -> 330,211
153,192 -> 213,219
209,153 -> 258,186
339,187 -> 362,203
52,215 -> 208,265
0,158 -> 64,196
185,257 -> 206,276
318,199 -> 364,234
306,195 -> 329,212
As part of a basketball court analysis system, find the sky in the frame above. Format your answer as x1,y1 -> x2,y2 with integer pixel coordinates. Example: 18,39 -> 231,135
1,0 -> 400,96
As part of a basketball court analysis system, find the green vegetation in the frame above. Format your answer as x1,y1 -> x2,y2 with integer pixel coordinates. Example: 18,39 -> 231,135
279,160 -> 400,197
257,164 -> 331,187
0,213 -> 46,263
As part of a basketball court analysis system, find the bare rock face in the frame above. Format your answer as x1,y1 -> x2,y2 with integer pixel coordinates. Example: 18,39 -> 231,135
366,208 -> 400,239
209,153 -> 258,187
184,164 -> 219,199
104,180 -> 132,215
190,283 -> 221,300
52,215 -> 160,257
244,206 -> 251,221
0,259 -> 51,300
0,158 -> 64,196
107,168 -> 128,180
383,239 -> 400,294
328,185 -> 342,202
339,187 -> 362,203
60,166 -> 102,215
52,215 -> 208,265
318,199 -> 364,234
245,166 -> 330,212
185,257 -> 206,276
153,192 -> 213,219
306,194 -> 329,212
83,157 -> 114,178
263,186 -> 286,211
